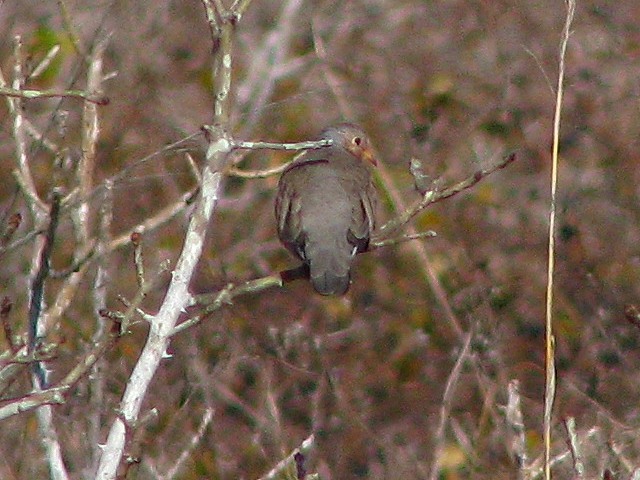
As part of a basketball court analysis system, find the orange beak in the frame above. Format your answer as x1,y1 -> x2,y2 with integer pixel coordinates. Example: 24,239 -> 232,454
360,146 -> 378,167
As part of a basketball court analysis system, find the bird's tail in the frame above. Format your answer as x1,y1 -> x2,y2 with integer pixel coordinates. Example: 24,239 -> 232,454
306,242 -> 353,296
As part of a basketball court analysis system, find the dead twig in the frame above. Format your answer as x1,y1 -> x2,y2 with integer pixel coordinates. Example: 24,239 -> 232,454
0,318 -> 120,420
376,151 -> 517,239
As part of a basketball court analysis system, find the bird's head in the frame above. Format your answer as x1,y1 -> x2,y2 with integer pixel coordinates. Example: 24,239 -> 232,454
322,123 -> 378,167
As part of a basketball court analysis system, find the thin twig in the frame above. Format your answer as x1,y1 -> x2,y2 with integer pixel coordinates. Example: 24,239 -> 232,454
0,227 -> 43,256
28,191 -> 62,381
173,274 -> 283,335
527,428 -> 602,479
235,0 -> 305,132
429,330 -> 473,480
0,344 -> 57,366
93,132 -> 201,199
230,0 -> 254,21
232,138 -> 331,151
370,230 -> 436,249
506,380 -> 528,475
76,37 -> 107,244
131,231 -> 146,290
376,152 -> 517,239
163,408 -> 214,480
0,320 -> 120,421
544,2 -> 575,478
30,45 -> 61,79
564,417 -> 584,478
119,259 -> 171,335
3,37 -> 48,218
257,434 -> 316,480
226,138 -> 332,178
0,86 -> 108,104
56,0 -> 87,57
227,162 -> 290,178
89,179 -> 113,474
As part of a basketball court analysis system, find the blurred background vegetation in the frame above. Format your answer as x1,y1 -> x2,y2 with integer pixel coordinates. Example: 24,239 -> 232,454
1,1 -> 640,478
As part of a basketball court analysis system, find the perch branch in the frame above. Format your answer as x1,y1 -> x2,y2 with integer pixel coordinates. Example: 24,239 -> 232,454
257,434 -> 316,480
376,151 -> 516,239
0,86 -> 108,105
172,273 -> 283,335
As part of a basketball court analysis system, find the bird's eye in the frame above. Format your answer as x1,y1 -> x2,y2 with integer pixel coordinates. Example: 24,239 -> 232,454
353,136 -> 362,146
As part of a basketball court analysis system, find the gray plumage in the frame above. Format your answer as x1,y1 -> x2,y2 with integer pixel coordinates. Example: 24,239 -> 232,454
275,123 -> 378,295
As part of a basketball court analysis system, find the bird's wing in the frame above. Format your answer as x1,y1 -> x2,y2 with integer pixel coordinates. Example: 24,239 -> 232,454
276,156 -> 329,234
276,161 -> 326,260
363,180 -> 378,233
347,184 -> 377,253
276,182 -> 301,241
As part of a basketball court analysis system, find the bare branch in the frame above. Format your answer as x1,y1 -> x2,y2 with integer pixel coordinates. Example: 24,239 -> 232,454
28,190 -> 62,379
227,162 -> 290,179
89,179 -> 113,474
370,230 -> 436,250
429,330 -> 473,480
29,44 -> 61,79
544,2 -> 576,477
376,152 -> 517,239
0,320 -> 119,421
232,138 -> 331,151
257,434 -> 316,480
1,37 -> 48,218
56,0 -> 87,57
163,408 -> 214,480
227,138 -> 332,178
564,417 -> 585,478
236,0 -> 305,132
173,273 -> 282,335
230,0 -> 254,20
0,86 -> 108,105
506,380 -> 528,474
131,231 -> 146,290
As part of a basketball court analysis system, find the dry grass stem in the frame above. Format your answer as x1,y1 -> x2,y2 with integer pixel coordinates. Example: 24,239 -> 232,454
544,1 -> 576,478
